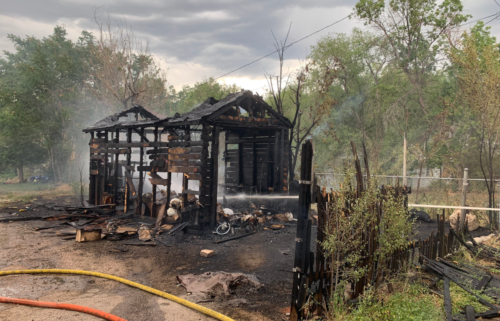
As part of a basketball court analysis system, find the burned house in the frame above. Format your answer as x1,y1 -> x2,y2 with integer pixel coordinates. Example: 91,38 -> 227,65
83,90 -> 292,230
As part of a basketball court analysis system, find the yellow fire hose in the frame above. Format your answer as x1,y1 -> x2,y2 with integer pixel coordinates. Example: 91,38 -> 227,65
0,269 -> 235,321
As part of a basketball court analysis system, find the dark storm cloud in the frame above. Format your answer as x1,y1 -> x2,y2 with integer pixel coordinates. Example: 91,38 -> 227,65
0,0 -> 358,79
1,0 -> 497,82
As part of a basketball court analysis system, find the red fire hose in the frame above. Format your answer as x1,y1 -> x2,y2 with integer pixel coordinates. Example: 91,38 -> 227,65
0,296 -> 127,321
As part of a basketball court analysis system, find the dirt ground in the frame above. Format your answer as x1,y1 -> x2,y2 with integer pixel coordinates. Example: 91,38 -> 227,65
0,196 -> 296,321
0,194 -> 493,321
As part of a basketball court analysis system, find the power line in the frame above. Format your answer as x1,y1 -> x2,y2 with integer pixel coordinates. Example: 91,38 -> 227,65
459,12 -> 500,26
214,12 -> 500,82
214,15 -> 350,80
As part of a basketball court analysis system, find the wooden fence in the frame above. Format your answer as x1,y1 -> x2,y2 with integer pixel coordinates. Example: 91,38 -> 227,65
290,140 -> 459,320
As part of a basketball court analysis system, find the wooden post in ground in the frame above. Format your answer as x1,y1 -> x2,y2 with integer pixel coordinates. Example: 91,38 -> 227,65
403,132 -> 407,186
460,168 -> 469,232
138,128 -> 145,215
290,139 -> 313,321
210,126 -> 220,229
114,129 -> 119,209
152,126 -> 159,217
124,128 -> 132,213
89,132 -> 95,205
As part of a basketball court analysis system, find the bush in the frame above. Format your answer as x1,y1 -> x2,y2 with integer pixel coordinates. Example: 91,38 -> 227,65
322,165 -> 413,311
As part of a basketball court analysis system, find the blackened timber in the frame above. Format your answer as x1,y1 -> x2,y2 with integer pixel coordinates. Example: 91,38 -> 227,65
169,159 -> 203,167
114,129 -> 119,208
166,171 -> 172,211
465,306 -> 475,321
475,274 -> 493,291
210,126 -> 220,228
168,147 -> 202,154
91,149 -> 130,154
92,142 -> 170,148
274,130 -> 280,192
213,231 -> 256,244
280,129 -> 285,192
147,148 -> 168,154
443,266 -> 452,321
182,189 -> 201,195
290,140 -> 313,320
226,137 -> 275,144
138,128 -> 145,215
167,166 -> 201,174
133,128 -> 150,142
102,131 -> 108,205
167,154 -> 202,160
152,126 -> 159,217
89,133 -> 95,205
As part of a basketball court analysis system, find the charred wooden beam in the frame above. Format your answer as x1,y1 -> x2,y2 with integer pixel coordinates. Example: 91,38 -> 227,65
133,128 -> 150,142
168,147 -> 202,154
210,126 -> 220,228
114,129 -> 120,208
167,153 -> 202,160
90,149 -> 130,154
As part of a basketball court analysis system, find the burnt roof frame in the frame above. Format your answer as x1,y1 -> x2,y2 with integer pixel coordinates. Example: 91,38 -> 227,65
83,90 -> 292,133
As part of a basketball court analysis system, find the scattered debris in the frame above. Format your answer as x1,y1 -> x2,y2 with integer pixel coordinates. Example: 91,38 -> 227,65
116,226 -> 137,234
200,250 -> 215,258
160,224 -> 173,231
409,209 -> 432,222
138,226 -> 151,241
472,233 -> 496,245
270,224 -> 284,230
76,229 -> 102,242
449,209 -> 479,231
177,272 -> 262,299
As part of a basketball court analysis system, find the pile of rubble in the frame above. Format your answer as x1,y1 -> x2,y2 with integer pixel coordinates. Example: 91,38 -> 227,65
0,201 -> 189,247
216,202 -> 295,235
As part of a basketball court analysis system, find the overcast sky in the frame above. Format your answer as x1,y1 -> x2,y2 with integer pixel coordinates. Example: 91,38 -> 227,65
0,0 -> 499,94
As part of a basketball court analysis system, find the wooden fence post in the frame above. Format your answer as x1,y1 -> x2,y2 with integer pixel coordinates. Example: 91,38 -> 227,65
290,140 -> 313,320
460,168 -> 469,232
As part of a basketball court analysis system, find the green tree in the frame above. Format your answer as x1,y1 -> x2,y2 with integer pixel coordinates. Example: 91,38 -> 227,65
166,78 -> 241,115
450,23 -> 500,228
0,27 -> 92,182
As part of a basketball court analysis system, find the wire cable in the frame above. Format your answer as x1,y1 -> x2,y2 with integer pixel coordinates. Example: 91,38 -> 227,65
213,12 -> 500,82
214,15 -> 350,80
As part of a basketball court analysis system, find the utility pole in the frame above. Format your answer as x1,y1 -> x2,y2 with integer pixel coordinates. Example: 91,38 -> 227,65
459,168 -> 469,232
403,132 -> 407,186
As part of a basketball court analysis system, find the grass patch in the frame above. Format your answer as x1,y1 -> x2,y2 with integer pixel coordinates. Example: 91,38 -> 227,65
328,280 -> 443,321
0,183 -> 56,195
0,183 -> 73,204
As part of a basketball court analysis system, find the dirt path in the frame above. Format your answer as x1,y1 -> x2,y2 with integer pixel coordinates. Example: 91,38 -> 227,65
0,221 -> 218,321
0,199 -> 295,321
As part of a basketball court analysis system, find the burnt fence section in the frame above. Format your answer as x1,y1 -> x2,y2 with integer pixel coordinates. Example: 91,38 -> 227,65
290,140 -> 460,320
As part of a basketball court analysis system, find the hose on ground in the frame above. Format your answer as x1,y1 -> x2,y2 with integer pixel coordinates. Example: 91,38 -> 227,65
0,296 -> 127,321
0,269 -> 235,321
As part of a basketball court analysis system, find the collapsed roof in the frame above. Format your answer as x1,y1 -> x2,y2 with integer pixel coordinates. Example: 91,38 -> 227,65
83,90 -> 292,132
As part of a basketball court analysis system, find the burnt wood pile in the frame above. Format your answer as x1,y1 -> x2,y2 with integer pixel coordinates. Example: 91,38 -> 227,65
424,253 -> 500,320
83,91 -> 292,231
